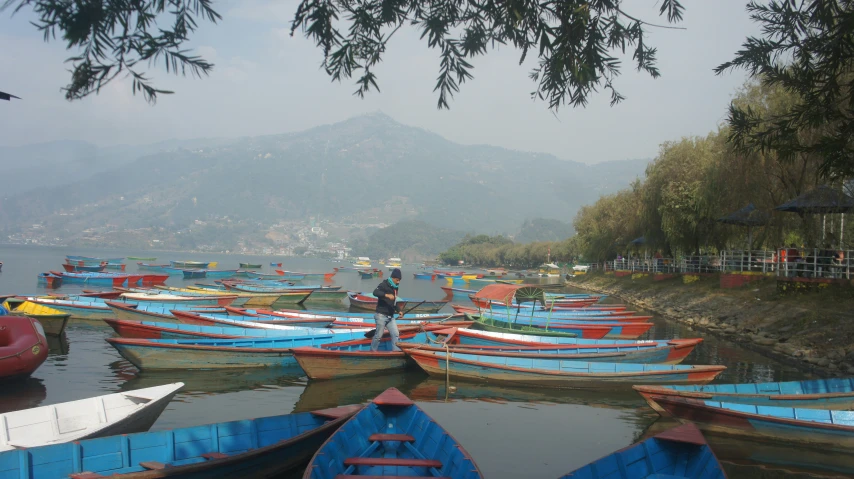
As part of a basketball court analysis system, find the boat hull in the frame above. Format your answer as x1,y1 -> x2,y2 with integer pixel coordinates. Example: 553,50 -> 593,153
406,350 -> 724,390
292,348 -> 409,379
646,395 -> 854,452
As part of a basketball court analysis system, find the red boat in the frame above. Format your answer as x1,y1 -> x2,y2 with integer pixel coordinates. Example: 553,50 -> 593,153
0,316 -> 48,381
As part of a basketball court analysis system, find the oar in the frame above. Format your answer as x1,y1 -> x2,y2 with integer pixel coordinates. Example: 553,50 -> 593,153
364,300 -> 427,339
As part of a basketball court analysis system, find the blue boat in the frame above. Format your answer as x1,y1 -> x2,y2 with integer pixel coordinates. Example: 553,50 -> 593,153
405,349 -> 726,389
136,263 -> 171,272
643,394 -> 854,452
106,331 -> 381,370
203,269 -> 239,279
413,272 -> 433,280
560,423 -> 725,478
304,387 -> 483,479
635,377 -> 854,412
358,270 -> 375,279
0,405 -> 361,479
182,269 -> 207,279
105,319 -> 343,340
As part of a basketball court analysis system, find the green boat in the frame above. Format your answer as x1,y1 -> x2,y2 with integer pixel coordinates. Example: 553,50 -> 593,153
239,263 -> 263,269
466,313 -> 578,338
128,256 -> 157,261
302,290 -> 348,303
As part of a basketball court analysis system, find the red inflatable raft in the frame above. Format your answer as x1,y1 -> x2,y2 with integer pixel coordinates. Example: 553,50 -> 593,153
0,316 -> 48,381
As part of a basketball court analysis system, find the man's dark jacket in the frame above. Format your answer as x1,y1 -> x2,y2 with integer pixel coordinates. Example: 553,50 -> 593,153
373,280 -> 401,317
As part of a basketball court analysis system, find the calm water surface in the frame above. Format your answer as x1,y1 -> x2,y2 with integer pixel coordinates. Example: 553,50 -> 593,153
0,245 -> 849,478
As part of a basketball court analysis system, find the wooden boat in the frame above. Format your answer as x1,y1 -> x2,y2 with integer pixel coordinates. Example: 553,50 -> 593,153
239,263 -> 262,269
405,349 -> 726,389
167,310 -> 337,330
106,331 -> 381,370
433,327 -> 698,350
0,404 -> 361,479
120,292 -> 237,306
277,270 -> 335,281
0,316 -> 48,381
303,387 -> 483,479
169,260 -> 211,268
248,271 -> 304,280
292,334 -> 420,379
641,394 -> 854,452
0,383 -> 184,452
135,262 -> 172,272
159,285 -> 291,307
51,271 -> 131,287
36,272 -> 62,288
347,292 -> 449,313
560,423 -> 726,478
464,313 -> 651,339
358,270 -> 375,279
3,300 -> 70,336
67,255 -> 124,262
634,377 -> 854,414
201,269 -> 239,279
413,272 -> 434,280
182,269 -> 206,279
399,334 -> 699,364
270,262 -> 282,267
303,290 -> 348,303
104,301 -> 225,324
127,257 -> 157,261
61,262 -> 106,273
103,319 -> 364,340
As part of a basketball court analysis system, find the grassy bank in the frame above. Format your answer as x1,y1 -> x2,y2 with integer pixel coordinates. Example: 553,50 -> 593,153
567,272 -> 854,376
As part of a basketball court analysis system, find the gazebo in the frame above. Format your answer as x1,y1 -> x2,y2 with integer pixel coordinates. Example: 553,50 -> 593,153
775,185 -> 854,246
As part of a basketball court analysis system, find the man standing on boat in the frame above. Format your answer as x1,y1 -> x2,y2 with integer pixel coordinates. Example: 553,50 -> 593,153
371,268 -> 404,352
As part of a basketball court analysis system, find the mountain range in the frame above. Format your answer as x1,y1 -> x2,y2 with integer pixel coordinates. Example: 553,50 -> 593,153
0,113 -> 649,248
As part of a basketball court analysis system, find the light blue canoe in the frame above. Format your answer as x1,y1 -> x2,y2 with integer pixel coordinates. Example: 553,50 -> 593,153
106,331 -> 379,370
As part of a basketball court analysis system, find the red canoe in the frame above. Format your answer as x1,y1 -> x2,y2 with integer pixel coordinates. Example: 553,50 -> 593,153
0,316 -> 48,381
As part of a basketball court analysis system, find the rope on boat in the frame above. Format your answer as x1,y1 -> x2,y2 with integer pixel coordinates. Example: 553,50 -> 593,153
413,323 -> 453,400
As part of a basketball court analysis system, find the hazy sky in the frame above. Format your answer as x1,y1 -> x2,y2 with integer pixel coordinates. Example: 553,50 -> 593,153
0,1 -> 758,164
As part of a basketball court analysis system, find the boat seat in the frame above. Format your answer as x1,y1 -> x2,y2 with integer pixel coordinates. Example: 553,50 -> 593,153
201,452 -> 229,460
139,461 -> 167,470
343,457 -> 443,468
69,473 -> 105,479
368,434 -> 415,442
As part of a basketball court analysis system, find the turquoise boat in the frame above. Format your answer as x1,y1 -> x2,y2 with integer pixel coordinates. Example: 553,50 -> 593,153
635,377 -> 854,412
0,406 -> 360,478
106,331 -> 380,370
643,394 -> 854,452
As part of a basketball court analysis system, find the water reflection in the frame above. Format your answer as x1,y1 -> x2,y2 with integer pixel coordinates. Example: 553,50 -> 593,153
46,332 -> 69,355
293,372 -> 425,412
0,378 -> 47,413
109,360 -> 308,396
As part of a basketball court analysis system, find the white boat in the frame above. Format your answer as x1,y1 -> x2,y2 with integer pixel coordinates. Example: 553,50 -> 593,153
353,256 -> 372,268
386,257 -> 402,269
538,263 -> 561,277
0,383 -> 184,452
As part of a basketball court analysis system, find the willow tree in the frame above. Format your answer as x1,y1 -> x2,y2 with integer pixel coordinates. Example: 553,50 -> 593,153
4,0 -> 684,106
573,182 -> 643,261
719,0 -> 854,178
640,135 -> 724,254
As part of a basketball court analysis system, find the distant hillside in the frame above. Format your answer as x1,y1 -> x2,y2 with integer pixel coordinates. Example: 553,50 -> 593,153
0,113 -> 649,247
348,220 -> 466,261
515,218 -> 575,243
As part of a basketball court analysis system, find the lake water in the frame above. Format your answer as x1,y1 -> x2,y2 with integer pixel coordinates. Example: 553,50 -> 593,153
0,244 -> 848,478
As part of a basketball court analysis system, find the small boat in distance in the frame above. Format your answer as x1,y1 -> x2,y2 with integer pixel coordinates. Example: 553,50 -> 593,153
127,257 -> 157,261
386,257 -> 402,269
353,256 -> 372,268
240,263 -> 263,269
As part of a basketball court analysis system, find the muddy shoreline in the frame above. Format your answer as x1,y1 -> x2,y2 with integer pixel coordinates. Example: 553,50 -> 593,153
567,273 -> 854,377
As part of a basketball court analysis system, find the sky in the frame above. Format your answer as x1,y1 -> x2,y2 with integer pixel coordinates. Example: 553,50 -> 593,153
0,1 -> 759,164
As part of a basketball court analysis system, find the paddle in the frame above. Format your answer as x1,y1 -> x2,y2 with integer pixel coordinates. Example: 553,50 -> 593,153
364,300 -> 427,339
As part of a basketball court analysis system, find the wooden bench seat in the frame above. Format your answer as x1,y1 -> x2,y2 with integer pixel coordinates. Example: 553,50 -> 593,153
368,434 -> 415,442
343,457 -> 442,468
139,461 -> 167,470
